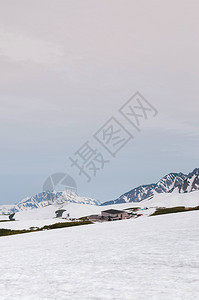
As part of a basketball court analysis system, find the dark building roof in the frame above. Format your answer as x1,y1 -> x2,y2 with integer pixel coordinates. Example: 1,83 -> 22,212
101,209 -> 127,214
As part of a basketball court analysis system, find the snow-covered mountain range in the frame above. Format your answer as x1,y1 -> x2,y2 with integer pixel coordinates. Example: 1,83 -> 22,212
0,191 -> 100,214
102,168 -> 199,205
1,168 -> 198,214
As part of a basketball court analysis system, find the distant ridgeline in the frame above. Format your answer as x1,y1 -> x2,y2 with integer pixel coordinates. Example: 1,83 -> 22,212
0,168 -> 198,214
102,168 -> 199,205
0,191 -> 100,214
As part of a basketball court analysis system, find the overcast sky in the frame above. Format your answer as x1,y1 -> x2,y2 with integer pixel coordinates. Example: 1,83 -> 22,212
0,0 -> 199,204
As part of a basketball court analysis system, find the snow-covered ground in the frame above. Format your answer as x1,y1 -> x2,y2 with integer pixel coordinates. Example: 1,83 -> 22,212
0,190 -> 199,230
141,189 -> 199,208
0,210 -> 199,300
0,218 -> 70,230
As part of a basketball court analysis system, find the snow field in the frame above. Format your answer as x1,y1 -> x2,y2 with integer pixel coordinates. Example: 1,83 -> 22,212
0,210 -> 199,299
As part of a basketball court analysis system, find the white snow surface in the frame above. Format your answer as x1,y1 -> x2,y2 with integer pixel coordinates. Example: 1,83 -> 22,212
140,189 -> 199,208
0,218 -> 69,230
1,190 -> 199,230
0,210 -> 199,300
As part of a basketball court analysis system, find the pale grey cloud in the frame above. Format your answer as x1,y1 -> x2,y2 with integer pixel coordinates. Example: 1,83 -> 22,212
0,0 -> 198,203
0,29 -> 63,64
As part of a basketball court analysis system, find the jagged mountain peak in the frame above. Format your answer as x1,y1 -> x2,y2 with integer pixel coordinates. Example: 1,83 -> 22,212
102,168 -> 199,206
178,169 -> 199,193
188,168 -> 199,176
155,172 -> 186,193
0,190 -> 100,214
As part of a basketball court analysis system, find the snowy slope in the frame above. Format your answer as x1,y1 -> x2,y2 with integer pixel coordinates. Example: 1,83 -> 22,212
0,190 -> 100,214
139,189 -> 199,208
0,210 -> 199,300
1,168 -> 198,215
102,168 -> 199,205
0,218 -> 70,230
1,190 -> 199,230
